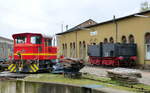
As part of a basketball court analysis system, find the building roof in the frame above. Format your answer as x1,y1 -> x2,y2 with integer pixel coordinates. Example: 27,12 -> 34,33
57,19 -> 97,35
56,10 -> 150,35
0,36 -> 13,42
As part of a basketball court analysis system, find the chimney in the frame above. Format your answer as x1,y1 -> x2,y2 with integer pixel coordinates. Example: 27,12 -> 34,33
66,25 -> 68,31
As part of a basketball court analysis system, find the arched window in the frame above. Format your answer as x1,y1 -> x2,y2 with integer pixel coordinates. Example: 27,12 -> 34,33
145,33 -> 150,60
65,43 -> 67,57
70,43 -> 72,57
62,44 -> 64,49
129,34 -> 135,43
145,33 -> 150,44
121,36 -> 127,43
83,41 -> 86,59
73,42 -> 76,58
62,44 -> 65,56
109,37 -> 114,43
79,41 -> 82,58
93,43 -> 96,45
104,38 -> 108,43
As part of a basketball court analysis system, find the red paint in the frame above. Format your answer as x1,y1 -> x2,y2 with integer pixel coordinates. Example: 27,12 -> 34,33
130,56 -> 137,60
89,56 -> 137,67
12,33 -> 57,61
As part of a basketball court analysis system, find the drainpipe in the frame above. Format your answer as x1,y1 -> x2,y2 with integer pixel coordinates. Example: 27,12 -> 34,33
76,31 -> 78,58
113,15 -> 118,43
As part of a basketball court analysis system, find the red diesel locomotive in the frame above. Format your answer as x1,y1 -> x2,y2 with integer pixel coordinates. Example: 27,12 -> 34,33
8,33 -> 57,72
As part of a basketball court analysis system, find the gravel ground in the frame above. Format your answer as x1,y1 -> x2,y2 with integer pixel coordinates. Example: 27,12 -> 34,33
80,66 -> 150,85
80,66 -> 109,77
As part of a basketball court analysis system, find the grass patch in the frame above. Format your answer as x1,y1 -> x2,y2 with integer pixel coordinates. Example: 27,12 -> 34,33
25,74 -> 104,85
24,73 -> 150,93
83,73 -> 150,93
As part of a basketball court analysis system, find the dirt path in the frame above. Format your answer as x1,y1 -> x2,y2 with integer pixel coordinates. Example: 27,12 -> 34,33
80,66 -> 150,85
139,71 -> 150,85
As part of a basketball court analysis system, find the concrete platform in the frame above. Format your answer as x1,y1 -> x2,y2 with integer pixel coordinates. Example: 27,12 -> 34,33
0,71 -> 28,78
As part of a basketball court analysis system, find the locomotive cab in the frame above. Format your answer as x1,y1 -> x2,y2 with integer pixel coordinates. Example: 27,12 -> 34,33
13,33 -> 42,60
8,33 -> 57,73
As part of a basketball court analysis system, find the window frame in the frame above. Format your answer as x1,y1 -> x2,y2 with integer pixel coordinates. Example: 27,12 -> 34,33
70,43 -> 72,57
145,44 -> 150,60
128,34 -> 135,43
145,33 -> 150,60
104,38 -> 108,43
109,37 -> 114,43
30,35 -> 42,44
121,36 -> 127,43
15,36 -> 27,44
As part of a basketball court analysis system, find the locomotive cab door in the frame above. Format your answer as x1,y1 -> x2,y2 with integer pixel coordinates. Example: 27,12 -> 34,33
44,38 -> 51,59
30,35 -> 42,60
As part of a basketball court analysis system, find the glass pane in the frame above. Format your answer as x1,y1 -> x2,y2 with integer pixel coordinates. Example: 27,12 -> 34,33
48,39 -> 52,46
15,36 -> 27,44
31,37 -> 36,44
146,45 -> 150,59
36,36 -> 41,44
31,36 -> 41,44
145,33 -> 150,44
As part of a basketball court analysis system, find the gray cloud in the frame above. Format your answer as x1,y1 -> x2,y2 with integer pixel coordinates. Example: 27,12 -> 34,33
0,0 -> 148,39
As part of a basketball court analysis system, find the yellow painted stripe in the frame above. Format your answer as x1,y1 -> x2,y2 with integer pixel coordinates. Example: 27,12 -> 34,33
14,69 -> 16,72
29,70 -> 33,72
8,64 -> 14,70
30,65 -> 36,72
14,53 -> 57,56
33,64 -> 39,70
10,65 -> 16,72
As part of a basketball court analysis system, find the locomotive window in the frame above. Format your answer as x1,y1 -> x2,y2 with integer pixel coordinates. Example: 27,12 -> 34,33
31,36 -> 41,44
15,36 -> 27,44
48,39 -> 52,46
44,39 -> 52,46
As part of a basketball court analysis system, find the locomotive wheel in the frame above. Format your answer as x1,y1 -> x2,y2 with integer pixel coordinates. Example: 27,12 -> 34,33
48,67 -> 53,73
131,60 -> 136,67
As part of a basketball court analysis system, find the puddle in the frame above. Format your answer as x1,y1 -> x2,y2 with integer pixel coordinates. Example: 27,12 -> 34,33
0,80 -> 96,93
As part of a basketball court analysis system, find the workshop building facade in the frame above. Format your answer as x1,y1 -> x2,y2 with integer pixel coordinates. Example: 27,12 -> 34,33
0,36 -> 13,60
57,10 -> 150,68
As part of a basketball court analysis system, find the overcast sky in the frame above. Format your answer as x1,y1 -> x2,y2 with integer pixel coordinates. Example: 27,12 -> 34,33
0,0 -> 149,39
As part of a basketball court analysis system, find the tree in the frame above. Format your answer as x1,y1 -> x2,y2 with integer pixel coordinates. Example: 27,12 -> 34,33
140,1 -> 150,12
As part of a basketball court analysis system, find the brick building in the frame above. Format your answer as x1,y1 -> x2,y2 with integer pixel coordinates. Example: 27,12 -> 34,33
0,36 -> 13,60
57,10 -> 150,68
